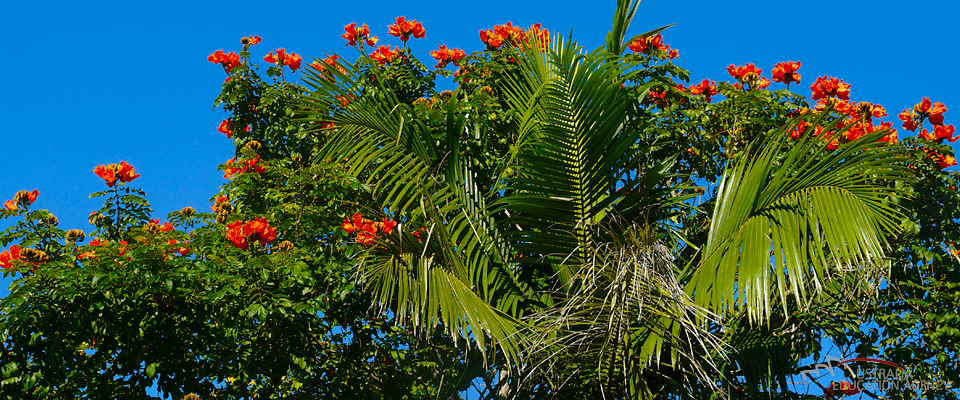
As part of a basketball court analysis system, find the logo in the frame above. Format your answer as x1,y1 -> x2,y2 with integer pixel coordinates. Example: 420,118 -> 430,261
793,356 -> 952,396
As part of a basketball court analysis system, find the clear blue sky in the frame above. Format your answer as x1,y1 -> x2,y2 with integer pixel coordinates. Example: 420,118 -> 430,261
2,0 -> 957,243
0,1 -> 957,397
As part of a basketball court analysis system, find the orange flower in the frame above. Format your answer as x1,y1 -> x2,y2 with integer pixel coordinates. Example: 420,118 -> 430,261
3,200 -> 15,211
689,79 -> 718,102
341,213 -> 397,245
150,219 -> 175,232
479,22 -> 524,50
929,101 -> 948,125
208,50 -> 242,72
311,55 -> 347,80
0,245 -> 21,269
923,148 -> 958,170
430,45 -> 466,69
242,35 -> 262,45
387,16 -> 425,42
923,124 -> 958,142
226,218 -> 277,249
771,61 -> 801,85
223,157 -> 266,179
226,220 -> 248,250
218,119 -> 234,138
726,63 -> 767,88
341,23 -> 378,47
212,195 -> 230,212
810,76 -> 851,101
264,48 -> 302,72
628,34 -> 676,59
370,45 -> 400,65
899,109 -> 919,131
94,161 -> 140,187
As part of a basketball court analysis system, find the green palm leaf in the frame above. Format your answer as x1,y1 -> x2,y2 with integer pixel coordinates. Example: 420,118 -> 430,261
687,116 -> 914,322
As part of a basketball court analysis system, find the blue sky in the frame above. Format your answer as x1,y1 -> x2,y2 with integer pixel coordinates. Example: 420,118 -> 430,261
1,0 -> 957,243
0,1 -> 957,397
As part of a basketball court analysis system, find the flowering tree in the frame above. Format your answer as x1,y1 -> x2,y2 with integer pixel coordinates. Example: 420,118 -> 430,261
1,0 -> 958,399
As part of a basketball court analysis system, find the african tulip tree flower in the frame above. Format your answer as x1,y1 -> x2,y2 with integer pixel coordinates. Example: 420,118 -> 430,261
341,213 -> 398,245
810,76 -> 851,101
0,245 -> 21,269
223,156 -> 266,179
94,161 -> 140,187
264,48 -> 303,72
771,61 -> 801,85
226,217 -> 277,250
241,35 -> 261,46
341,23 -> 378,47
629,34 -> 676,59
727,63 -> 767,88
370,45 -> 400,65
689,79 -> 718,102
208,50 -> 242,72
388,16 -> 425,42
4,189 -> 39,210
479,22 -> 524,50
430,45 -> 466,69
311,55 -> 347,80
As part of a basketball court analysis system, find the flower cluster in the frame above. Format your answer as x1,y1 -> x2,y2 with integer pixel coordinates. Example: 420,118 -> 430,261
208,50 -> 242,72
164,239 -> 191,260
144,218 -> 175,234
0,245 -> 20,269
771,61 -> 801,86
900,98 -> 954,140
478,22 -> 549,50
727,63 -> 770,89
241,35 -> 262,46
94,161 -> 141,187
628,34 -> 678,59
223,157 -> 266,179
923,148 -> 958,170
342,23 -> 378,47
810,76 -> 851,101
688,79 -> 718,102
341,213 -> 397,244
371,45 -> 400,65
430,45 -> 466,69
264,48 -> 303,72
388,16 -> 425,42
217,119 -> 250,139
311,55 -> 347,80
4,189 -> 39,211
225,217 -> 277,250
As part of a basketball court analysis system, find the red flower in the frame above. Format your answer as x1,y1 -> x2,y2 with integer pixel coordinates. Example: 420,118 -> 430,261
430,45 -> 466,69
628,34 -> 672,56
923,148 -> 958,170
771,61 -> 801,85
388,16 -> 425,42
340,213 -> 398,245
899,109 -> 919,131
226,218 -> 277,250
689,79 -> 718,102
0,245 -> 21,269
208,50 -> 242,72
311,55 -> 347,80
226,220 -> 248,250
929,101 -> 948,125
726,63 -> 767,88
94,161 -> 140,187
2,200 -> 15,211
223,157 -> 266,179
264,48 -> 303,72
244,35 -> 262,45
922,124 -> 958,142
479,22 -> 524,50
810,76 -> 851,101
341,23 -> 378,47
150,219 -> 175,232
370,45 -> 400,65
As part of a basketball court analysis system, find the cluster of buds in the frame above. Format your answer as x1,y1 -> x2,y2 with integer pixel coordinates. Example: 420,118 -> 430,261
3,189 -> 39,211
144,219 -> 175,234
65,229 -> 86,244
341,213 -> 397,244
1,245 -> 47,270
212,196 -> 234,224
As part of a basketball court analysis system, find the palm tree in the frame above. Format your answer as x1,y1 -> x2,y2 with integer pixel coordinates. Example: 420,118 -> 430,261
298,0 -> 914,396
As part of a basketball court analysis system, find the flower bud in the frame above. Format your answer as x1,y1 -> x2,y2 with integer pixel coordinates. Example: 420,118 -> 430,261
66,229 -> 86,243
13,191 -> 31,205
215,213 -> 229,224
479,86 -> 494,96
240,37 -> 251,45
242,140 -> 262,156
43,214 -> 59,226
291,154 -> 303,164
180,206 -> 196,217
439,90 -> 454,100
276,240 -> 295,252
